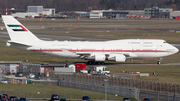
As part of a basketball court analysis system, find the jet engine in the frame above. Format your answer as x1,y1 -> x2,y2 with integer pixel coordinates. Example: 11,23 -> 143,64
107,54 -> 126,62
87,54 -> 106,61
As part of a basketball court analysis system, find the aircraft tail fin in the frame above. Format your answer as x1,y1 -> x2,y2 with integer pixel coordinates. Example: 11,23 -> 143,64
2,15 -> 40,42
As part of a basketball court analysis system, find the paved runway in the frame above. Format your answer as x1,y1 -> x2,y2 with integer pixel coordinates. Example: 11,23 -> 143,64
0,31 -> 108,41
1,20 -> 180,28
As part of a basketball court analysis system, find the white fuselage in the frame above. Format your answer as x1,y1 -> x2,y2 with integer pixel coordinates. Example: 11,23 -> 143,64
8,39 -> 179,61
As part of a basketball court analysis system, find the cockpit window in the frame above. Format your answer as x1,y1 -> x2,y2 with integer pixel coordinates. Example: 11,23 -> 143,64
163,41 -> 167,43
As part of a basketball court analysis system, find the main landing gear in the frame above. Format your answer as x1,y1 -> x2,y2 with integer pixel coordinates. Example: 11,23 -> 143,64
157,58 -> 163,64
87,61 -> 104,65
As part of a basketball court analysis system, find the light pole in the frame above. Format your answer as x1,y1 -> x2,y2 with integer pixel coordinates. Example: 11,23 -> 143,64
104,78 -> 109,101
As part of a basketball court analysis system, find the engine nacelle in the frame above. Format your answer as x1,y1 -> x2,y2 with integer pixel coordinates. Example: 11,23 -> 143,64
108,54 -> 126,62
87,54 -> 106,61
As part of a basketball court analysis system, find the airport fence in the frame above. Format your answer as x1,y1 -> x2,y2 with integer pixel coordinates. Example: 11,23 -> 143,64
1,63 -> 180,101
57,73 -> 140,101
45,72 -> 180,95
32,72 -> 180,101
0,65 -> 6,81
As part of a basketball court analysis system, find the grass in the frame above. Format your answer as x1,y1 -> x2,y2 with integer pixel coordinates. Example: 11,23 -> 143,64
0,84 -> 137,101
107,65 -> 180,84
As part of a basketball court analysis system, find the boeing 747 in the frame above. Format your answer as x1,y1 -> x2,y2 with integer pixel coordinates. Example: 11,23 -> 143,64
2,15 -> 179,64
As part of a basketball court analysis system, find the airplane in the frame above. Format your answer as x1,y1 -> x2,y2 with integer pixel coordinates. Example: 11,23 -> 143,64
2,15 -> 179,64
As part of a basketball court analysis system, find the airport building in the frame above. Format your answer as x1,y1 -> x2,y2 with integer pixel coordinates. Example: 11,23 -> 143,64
0,61 -> 23,74
89,7 -> 180,19
8,5 -> 180,19
89,10 -> 144,19
75,11 -> 89,17
89,10 -> 104,18
27,6 -> 43,13
89,10 -> 129,18
129,10 -> 144,16
11,6 -> 55,18
43,8 -> 55,16
144,6 -> 180,18
11,12 -> 39,18
103,10 -> 129,18
28,6 -> 55,17
170,11 -> 180,18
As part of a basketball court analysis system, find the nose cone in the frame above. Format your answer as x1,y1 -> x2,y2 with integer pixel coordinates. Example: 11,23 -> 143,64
175,47 -> 179,53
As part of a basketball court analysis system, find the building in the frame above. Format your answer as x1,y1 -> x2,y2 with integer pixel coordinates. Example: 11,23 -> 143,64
11,6 -> 56,18
0,61 -> 22,74
43,8 -> 55,16
129,10 -> 144,16
90,10 -> 144,19
103,10 -> 129,18
27,6 -> 43,13
89,10 -> 105,18
75,11 -> 89,17
28,6 -> 55,16
170,11 -> 180,18
144,6 -> 173,18
11,12 -> 39,18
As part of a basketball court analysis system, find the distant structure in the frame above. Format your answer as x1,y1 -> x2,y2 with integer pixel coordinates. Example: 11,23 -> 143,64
28,6 -> 43,13
11,12 -> 39,18
89,10 -> 144,19
8,5 -> 180,19
11,6 -> 55,18
75,11 -> 89,18
43,8 -> 55,16
89,7 -> 180,19
89,10 -> 105,18
144,6 -> 180,19
144,6 -> 173,18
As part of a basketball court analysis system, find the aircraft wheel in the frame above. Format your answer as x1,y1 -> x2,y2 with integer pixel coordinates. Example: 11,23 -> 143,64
157,61 -> 161,64
88,61 -> 92,65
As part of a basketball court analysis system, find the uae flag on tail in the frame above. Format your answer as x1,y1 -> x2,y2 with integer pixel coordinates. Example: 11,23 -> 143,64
7,25 -> 28,31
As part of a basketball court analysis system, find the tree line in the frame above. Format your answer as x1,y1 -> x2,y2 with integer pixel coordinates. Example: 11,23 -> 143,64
0,0 -> 179,14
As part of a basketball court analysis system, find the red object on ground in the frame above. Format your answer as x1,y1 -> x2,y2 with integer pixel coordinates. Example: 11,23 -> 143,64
133,72 -> 137,74
75,63 -> 86,69
149,73 -> 152,75
173,16 -> 180,19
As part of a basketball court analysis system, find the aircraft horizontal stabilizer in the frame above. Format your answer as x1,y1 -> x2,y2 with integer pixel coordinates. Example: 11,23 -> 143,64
7,41 -> 32,47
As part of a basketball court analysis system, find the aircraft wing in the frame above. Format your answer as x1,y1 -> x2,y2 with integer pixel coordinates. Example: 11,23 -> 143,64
76,52 -> 91,55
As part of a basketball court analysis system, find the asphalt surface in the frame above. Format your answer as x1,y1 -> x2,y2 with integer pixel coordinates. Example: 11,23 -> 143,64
1,31 -> 180,43
0,31 -> 108,41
